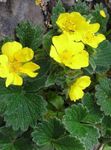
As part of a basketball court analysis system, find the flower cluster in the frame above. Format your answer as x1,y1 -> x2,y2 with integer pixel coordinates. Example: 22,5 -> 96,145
50,11 -> 105,101
0,41 -> 40,87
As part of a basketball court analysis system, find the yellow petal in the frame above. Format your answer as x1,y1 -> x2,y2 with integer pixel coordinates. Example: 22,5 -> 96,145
0,55 -> 9,78
20,62 -> 40,77
87,23 -> 100,33
52,33 -> 69,51
14,47 -> 34,62
50,45 -> 62,63
56,12 -> 86,32
69,85 -> 84,101
2,41 -> 22,61
6,73 -> 23,87
0,55 -> 8,65
82,32 -> 106,48
68,50 -> 89,69
13,74 -> 23,86
6,73 -> 14,87
75,76 -> 91,90
100,10 -> 106,18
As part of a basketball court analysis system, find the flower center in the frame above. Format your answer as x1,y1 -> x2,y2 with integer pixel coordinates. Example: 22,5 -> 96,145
9,60 -> 22,73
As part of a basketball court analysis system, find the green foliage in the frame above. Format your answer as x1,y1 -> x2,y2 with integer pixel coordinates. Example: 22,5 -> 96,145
16,22 -> 44,51
4,94 -> 47,131
51,0 -> 65,28
73,0 -> 90,15
101,116 -> 111,138
82,93 -> 103,124
63,104 -> 100,150
91,3 -> 109,33
0,127 -> 33,150
95,77 -> 111,116
0,0 -> 111,149
32,118 -> 85,150
47,92 -> 64,110
92,40 -> 111,72
0,81 -> 47,131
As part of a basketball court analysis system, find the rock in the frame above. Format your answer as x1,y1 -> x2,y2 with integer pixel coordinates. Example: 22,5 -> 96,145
62,0 -> 75,6
0,0 -> 44,40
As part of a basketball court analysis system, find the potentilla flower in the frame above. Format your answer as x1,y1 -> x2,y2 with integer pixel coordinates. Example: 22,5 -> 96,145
50,33 -> 89,69
56,11 -> 106,48
0,41 -> 40,87
56,12 -> 88,34
81,23 -> 106,48
69,76 -> 91,101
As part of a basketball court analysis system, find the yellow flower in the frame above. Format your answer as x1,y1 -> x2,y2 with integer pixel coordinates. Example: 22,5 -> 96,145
81,23 -> 106,48
100,10 -> 106,18
0,41 -> 40,87
82,32 -> 106,48
56,12 -> 88,33
69,76 -> 91,101
50,33 -> 89,69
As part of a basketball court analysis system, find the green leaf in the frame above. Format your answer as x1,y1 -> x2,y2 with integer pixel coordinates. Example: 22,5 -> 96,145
82,93 -> 103,124
91,3 -> 109,33
93,40 -> 111,67
2,90 -> 47,131
0,127 -> 33,150
45,72 -> 57,87
101,116 -> 111,138
63,104 -> 100,150
43,30 -> 54,51
47,92 -> 64,110
73,0 -> 90,15
32,118 -> 84,150
16,22 -> 44,51
54,136 -> 85,150
51,0 -> 65,28
95,77 -> 111,116
103,144 -> 111,150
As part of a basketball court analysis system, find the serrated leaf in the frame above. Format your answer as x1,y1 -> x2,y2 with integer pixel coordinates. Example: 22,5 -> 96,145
93,40 -> 111,67
101,116 -> 111,138
54,136 -> 84,150
3,92 -> 47,131
51,0 -> 65,28
73,0 -> 90,15
32,118 -> 84,150
82,93 -> 103,124
5,94 -> 47,131
95,77 -> 111,116
43,30 -> 55,51
47,92 -> 64,110
91,3 -> 109,33
63,104 -> 100,150
0,127 -> 33,150
16,22 -> 44,51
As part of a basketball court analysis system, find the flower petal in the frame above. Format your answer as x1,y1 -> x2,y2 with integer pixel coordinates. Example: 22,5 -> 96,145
67,50 -> 89,69
20,62 -> 40,77
50,45 -> 62,63
0,55 -> 9,78
6,73 -> 23,87
69,85 -> 84,101
14,47 -> 34,62
2,41 -> 22,61
75,76 -> 91,90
